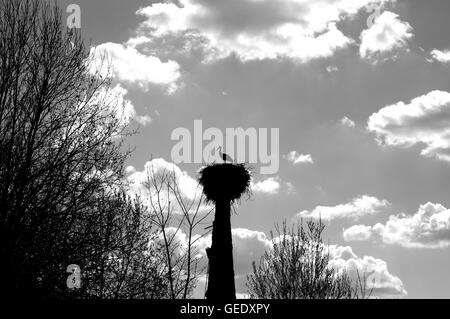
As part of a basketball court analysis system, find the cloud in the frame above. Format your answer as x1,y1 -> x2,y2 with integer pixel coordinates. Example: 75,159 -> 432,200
126,158 -> 203,207
193,228 -> 272,277
231,228 -> 273,276
340,116 -> 356,128
326,65 -> 339,73
284,151 -> 314,164
344,202 -> 450,249
151,226 -> 190,257
90,42 -> 180,93
92,83 -> 152,126
130,0 -> 393,63
285,182 -> 297,195
328,245 -> 407,298
367,90 -> 450,162
360,11 -> 413,61
430,49 -> 450,63
343,224 -> 374,241
297,195 -> 390,221
251,177 -> 281,195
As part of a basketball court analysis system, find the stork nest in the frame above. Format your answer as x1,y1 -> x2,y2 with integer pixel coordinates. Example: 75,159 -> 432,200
198,163 -> 252,203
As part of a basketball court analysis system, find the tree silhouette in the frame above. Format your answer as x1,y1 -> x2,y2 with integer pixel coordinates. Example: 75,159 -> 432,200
144,161 -> 213,299
246,220 -> 371,299
0,0 -> 141,298
77,192 -> 169,299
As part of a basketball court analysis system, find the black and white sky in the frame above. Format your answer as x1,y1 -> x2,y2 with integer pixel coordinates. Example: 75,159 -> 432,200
59,0 -> 450,298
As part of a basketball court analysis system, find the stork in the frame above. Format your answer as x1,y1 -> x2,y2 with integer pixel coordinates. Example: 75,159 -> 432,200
217,146 -> 233,163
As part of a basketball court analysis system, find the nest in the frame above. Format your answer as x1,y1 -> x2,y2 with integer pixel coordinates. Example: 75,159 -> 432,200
198,163 -> 252,203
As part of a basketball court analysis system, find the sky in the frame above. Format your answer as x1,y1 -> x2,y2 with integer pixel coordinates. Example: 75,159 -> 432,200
58,0 -> 450,298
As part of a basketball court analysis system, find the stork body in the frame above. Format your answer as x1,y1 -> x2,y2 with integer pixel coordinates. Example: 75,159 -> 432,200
217,146 -> 233,163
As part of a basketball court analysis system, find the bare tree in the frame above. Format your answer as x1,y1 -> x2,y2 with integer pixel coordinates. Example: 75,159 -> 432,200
144,162 -> 213,299
0,0 -> 135,298
246,220 -> 371,299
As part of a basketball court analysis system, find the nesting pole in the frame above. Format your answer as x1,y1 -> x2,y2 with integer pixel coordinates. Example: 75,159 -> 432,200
199,163 -> 251,300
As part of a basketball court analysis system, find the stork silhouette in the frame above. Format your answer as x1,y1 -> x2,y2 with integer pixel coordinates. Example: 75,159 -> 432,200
217,146 -> 233,163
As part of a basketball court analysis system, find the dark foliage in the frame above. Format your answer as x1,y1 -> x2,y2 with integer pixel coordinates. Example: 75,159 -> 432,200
0,0 -> 167,299
77,193 -> 169,299
246,220 -> 370,299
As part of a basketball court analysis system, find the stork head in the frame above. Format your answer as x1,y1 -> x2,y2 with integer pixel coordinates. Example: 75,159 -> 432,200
217,146 -> 222,151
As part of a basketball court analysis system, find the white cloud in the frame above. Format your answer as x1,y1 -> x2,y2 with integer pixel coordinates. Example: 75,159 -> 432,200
92,83 -> 152,127
193,228 -> 272,277
90,42 -> 180,93
130,0 -> 393,63
343,224 -> 373,241
326,65 -> 339,73
430,49 -> 450,63
284,151 -> 314,164
297,195 -> 390,221
328,245 -> 407,298
251,177 -> 281,195
231,228 -> 273,276
285,182 -> 297,195
360,11 -> 413,61
151,226 -> 190,257
126,158 -> 203,208
368,90 -> 450,162
344,202 -> 450,249
340,116 -> 356,128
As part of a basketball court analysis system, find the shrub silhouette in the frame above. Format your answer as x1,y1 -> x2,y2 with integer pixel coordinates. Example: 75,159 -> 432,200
246,220 -> 371,299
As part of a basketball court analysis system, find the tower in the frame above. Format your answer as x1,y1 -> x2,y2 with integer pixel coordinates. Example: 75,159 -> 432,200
198,163 -> 251,300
